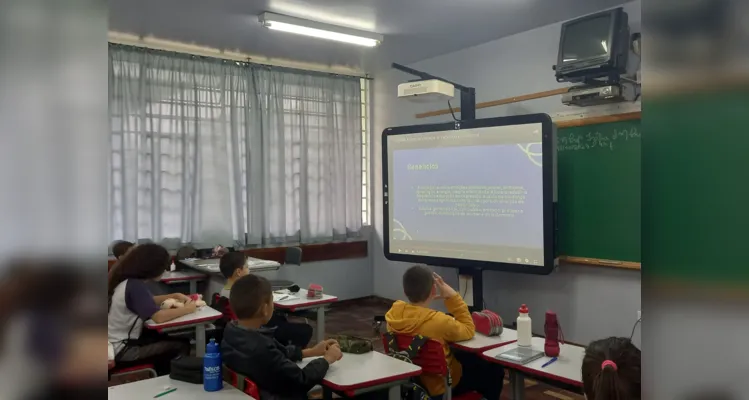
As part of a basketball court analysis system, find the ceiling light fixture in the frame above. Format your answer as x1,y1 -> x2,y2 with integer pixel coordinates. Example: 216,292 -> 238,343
259,12 -> 382,47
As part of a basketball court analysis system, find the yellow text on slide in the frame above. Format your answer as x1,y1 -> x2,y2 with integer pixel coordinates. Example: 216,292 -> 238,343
416,185 -> 527,218
407,163 -> 439,171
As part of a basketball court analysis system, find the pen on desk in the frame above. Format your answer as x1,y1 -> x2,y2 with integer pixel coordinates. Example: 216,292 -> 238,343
154,388 -> 177,398
541,357 -> 558,368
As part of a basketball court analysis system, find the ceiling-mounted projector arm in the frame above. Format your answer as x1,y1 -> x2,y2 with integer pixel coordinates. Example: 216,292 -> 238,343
392,63 -> 469,91
392,62 -> 476,121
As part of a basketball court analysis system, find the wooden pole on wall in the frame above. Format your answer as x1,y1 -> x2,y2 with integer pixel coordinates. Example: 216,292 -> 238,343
415,87 -> 570,119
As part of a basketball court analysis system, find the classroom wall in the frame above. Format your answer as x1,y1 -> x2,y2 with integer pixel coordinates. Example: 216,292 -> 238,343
203,255 -> 373,301
371,1 -> 641,346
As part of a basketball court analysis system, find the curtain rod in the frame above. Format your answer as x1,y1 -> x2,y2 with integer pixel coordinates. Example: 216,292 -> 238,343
108,31 -> 371,80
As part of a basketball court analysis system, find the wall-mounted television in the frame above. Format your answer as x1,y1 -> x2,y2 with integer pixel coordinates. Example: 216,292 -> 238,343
554,7 -> 630,83
381,114 -> 557,275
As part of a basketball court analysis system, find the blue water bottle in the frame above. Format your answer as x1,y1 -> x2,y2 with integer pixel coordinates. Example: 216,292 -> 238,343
203,338 -> 222,392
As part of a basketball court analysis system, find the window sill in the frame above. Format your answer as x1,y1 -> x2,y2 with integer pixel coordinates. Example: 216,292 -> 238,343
107,240 -> 368,268
241,240 -> 368,263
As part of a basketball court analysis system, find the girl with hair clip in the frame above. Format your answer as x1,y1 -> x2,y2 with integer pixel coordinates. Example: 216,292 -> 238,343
581,337 -> 641,400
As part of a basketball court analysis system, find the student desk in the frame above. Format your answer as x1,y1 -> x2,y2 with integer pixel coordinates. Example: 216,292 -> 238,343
160,270 -> 207,294
452,328 -> 518,353
108,376 -> 253,399
274,288 -> 338,344
181,257 -> 281,274
482,337 -> 584,400
145,306 -> 223,357
298,352 -> 422,400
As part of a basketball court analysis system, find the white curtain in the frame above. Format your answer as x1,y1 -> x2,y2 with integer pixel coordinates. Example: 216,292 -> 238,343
108,45 -> 362,248
247,68 -> 363,245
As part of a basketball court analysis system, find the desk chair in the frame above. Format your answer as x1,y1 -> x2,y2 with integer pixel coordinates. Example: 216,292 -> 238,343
212,293 -> 236,325
223,365 -> 261,398
175,245 -> 196,261
382,334 -> 482,400
108,341 -> 157,384
108,362 -> 157,385
269,246 -> 302,289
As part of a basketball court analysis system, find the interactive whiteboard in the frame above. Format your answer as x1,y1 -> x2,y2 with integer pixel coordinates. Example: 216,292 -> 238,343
382,114 -> 557,274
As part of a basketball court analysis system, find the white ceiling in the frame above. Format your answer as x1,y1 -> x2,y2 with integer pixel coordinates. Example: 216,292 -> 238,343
109,0 -> 632,74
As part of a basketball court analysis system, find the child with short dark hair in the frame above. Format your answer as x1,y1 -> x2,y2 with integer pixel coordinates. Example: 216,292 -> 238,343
386,265 -> 505,400
219,251 -> 249,298
582,337 -> 641,400
218,251 -> 313,348
222,274 -> 342,400
111,240 -> 134,260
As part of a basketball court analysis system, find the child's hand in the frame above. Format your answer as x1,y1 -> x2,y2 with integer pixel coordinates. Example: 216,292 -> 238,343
323,344 -> 343,364
433,273 -> 457,299
172,293 -> 192,303
183,302 -> 198,313
310,339 -> 338,356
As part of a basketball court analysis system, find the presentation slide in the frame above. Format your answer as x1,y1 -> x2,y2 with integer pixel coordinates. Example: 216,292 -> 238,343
386,123 -> 545,266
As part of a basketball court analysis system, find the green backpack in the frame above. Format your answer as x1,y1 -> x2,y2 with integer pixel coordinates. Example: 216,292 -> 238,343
331,334 -> 374,354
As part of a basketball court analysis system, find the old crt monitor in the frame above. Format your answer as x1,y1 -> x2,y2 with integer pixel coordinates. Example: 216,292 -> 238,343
554,7 -> 629,83
381,114 -> 557,275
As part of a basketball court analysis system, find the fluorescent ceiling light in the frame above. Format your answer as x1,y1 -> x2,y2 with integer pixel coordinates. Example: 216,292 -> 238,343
259,12 -> 382,47
265,21 -> 379,47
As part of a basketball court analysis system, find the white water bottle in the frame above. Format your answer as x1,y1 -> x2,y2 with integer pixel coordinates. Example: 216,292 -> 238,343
516,304 -> 532,347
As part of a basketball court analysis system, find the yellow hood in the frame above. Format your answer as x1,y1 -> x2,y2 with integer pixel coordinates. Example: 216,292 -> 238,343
385,300 -> 438,334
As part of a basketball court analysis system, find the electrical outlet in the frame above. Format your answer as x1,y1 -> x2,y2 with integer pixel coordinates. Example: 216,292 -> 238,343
459,275 -> 473,307
637,310 -> 641,321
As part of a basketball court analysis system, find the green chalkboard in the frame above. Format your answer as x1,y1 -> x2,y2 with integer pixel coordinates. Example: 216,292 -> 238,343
557,119 -> 641,262
643,91 -> 749,282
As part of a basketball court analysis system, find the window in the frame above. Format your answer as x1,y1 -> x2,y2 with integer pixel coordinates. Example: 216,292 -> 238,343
361,78 -> 371,225
110,45 -> 364,246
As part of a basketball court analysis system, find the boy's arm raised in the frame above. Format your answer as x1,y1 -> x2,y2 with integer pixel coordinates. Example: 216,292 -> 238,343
433,273 -> 475,342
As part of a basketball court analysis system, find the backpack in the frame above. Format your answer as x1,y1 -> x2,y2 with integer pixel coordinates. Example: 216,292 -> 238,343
383,332 -> 434,400
210,293 -> 235,329
331,335 -> 373,354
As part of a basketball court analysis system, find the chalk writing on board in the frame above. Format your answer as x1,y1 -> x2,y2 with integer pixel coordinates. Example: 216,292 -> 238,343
558,127 -> 640,152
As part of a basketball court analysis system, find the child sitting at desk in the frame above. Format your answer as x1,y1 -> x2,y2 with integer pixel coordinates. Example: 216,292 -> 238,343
582,337 -> 641,400
108,243 -> 196,375
219,251 -> 313,348
222,274 -> 342,400
111,240 -> 134,260
386,265 -> 505,400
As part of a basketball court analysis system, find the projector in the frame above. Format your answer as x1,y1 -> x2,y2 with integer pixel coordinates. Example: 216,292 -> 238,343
397,79 -> 454,102
561,84 -> 624,107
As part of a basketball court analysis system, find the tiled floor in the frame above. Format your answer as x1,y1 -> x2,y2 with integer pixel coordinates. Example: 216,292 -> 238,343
313,297 -> 584,400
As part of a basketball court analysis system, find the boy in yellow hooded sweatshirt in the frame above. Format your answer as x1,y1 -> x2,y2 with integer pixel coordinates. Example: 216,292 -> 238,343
385,266 -> 504,400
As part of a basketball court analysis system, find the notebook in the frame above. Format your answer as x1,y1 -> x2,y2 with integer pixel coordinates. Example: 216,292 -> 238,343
273,293 -> 299,302
494,347 -> 545,365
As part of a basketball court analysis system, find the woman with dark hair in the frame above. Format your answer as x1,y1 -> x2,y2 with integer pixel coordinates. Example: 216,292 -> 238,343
581,337 -> 641,400
107,243 -> 195,375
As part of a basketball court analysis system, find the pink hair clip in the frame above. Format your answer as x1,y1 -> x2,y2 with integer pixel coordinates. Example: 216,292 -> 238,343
601,360 -> 618,371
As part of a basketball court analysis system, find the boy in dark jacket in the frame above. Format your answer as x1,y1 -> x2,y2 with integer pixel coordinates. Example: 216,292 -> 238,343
219,251 -> 313,348
222,274 -> 343,400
